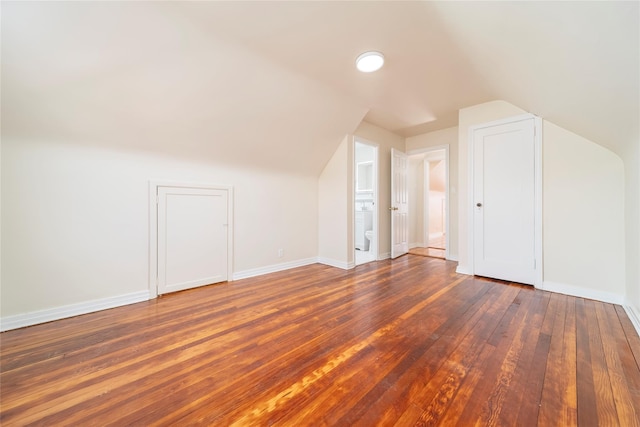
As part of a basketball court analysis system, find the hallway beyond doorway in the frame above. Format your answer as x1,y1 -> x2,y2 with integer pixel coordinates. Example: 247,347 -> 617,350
408,246 -> 445,259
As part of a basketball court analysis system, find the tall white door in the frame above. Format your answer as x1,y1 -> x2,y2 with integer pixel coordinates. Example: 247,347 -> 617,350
157,186 -> 228,295
391,148 -> 409,258
473,118 -> 536,285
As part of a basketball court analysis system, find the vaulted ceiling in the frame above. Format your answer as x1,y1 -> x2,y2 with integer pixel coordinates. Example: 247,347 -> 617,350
3,1 -> 638,174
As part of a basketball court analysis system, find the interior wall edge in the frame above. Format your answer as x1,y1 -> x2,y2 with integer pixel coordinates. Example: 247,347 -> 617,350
455,265 -> 472,275
623,301 -> 640,338
317,257 -> 354,270
541,280 -> 625,306
377,252 -> 391,261
232,257 -> 318,281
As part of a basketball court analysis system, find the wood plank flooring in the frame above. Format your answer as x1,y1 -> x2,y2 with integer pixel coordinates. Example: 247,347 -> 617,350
408,246 -> 445,259
2,255 -> 639,425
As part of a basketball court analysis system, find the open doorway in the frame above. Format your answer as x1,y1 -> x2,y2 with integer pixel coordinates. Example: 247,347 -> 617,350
354,139 -> 378,266
407,147 -> 448,259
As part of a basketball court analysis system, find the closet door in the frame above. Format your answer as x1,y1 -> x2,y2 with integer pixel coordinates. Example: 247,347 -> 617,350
157,186 -> 228,295
472,117 -> 537,285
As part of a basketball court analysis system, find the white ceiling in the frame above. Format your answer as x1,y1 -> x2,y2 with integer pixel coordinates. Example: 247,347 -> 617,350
175,1 -> 494,134
3,1 -> 638,173
174,1 -> 639,153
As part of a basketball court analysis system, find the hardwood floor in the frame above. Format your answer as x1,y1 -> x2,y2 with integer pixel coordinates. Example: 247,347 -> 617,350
2,256 -> 639,425
408,246 -> 445,259
409,234 -> 446,259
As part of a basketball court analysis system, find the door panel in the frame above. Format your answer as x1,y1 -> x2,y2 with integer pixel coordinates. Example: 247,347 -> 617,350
473,118 -> 536,285
391,148 -> 409,258
158,187 -> 228,295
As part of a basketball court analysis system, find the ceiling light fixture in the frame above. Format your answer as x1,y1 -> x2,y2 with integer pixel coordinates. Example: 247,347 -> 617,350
356,51 -> 384,72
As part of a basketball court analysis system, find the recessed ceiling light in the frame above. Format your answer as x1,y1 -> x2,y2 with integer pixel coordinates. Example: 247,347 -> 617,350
356,51 -> 384,73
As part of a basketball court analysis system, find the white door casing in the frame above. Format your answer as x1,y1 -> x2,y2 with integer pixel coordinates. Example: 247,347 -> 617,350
470,115 -> 542,286
391,148 -> 409,259
149,182 -> 233,298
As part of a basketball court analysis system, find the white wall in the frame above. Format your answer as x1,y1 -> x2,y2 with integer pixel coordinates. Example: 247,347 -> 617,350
429,160 -> 446,192
407,158 -> 446,248
2,139 -> 318,319
408,157 -> 425,247
2,1 -> 368,328
0,138 -> 2,309
624,141 -> 640,324
318,136 -> 351,268
543,122 -> 626,299
2,2 -> 367,179
406,126 -> 458,259
317,121 -> 407,266
457,100 -> 627,302
429,191 -> 445,237
354,122 -> 406,259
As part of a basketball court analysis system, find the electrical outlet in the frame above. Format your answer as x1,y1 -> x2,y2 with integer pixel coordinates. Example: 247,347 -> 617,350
277,249 -> 284,258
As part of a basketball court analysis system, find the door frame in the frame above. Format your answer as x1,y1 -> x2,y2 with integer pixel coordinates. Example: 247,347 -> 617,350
466,114 -> 543,288
148,180 -> 234,299
407,145 -> 450,260
353,137 -> 379,265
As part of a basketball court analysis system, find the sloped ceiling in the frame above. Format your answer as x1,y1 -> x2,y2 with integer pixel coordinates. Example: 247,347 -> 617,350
2,1 -> 638,174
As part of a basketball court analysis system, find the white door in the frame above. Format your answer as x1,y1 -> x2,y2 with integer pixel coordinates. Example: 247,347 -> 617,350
391,148 -> 409,258
473,118 -> 536,285
157,186 -> 228,295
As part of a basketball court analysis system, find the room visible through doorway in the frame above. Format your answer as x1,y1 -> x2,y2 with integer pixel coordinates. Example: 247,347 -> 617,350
354,139 -> 378,266
407,148 -> 448,260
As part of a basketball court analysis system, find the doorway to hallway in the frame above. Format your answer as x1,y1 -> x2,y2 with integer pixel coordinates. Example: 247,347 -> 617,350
354,139 -> 379,266
407,147 -> 448,260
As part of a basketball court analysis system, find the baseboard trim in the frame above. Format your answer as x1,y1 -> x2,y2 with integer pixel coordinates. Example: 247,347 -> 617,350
409,242 -> 425,249
0,291 -> 150,332
623,302 -> 640,338
317,257 -> 354,270
378,252 -> 391,261
233,257 -> 318,280
541,281 -> 624,305
455,265 -> 472,275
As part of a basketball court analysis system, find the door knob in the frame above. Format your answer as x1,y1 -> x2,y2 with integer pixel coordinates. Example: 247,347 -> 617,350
476,202 -> 482,207
389,207 -> 398,211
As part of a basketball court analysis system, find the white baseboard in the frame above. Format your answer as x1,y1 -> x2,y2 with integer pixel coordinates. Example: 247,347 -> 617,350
2,257 -> 335,331
623,301 -> 640,338
0,290 -> 149,332
446,254 -> 459,262
316,257 -> 354,270
409,242 -> 425,249
541,281 -> 624,305
455,264 -> 472,275
378,252 -> 391,260
233,257 -> 318,280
